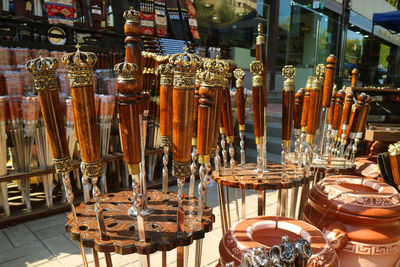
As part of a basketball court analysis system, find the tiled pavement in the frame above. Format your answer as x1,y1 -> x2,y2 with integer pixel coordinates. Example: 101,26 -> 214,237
0,181 -> 279,267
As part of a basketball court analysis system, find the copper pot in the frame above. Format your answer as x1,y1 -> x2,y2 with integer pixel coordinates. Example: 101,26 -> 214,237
219,216 -> 339,266
304,175 -> 400,267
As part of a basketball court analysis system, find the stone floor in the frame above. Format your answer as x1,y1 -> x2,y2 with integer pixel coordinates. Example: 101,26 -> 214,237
0,180 -> 279,267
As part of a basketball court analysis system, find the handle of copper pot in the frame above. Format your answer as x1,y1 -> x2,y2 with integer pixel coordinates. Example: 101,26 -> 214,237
323,222 -> 348,250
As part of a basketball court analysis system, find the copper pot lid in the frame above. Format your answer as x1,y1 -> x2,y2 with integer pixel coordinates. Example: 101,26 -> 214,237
219,216 -> 338,267
309,175 -> 400,218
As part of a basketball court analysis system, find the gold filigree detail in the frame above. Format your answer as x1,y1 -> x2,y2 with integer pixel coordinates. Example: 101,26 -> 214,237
26,57 -> 59,91
172,160 -> 191,177
156,63 -> 174,86
256,23 -> 266,45
123,7 -> 140,23
315,64 -> 325,81
81,161 -> 103,178
234,68 -> 245,88
161,136 -> 172,148
250,60 -> 263,87
282,65 -> 296,91
114,61 -> 138,80
53,157 -> 73,173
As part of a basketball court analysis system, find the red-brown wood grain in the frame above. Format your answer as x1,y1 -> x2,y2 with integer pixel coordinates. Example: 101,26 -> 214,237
70,85 -> 100,163
212,86 -> 223,151
389,155 -> 400,186
160,83 -> 173,138
256,26 -> 267,110
351,68 -> 358,88
37,89 -> 70,159
293,88 -> 304,130
221,84 -> 234,139
197,82 -> 216,156
332,90 -> 346,131
322,55 -> 337,108
357,95 -> 370,134
252,84 -> 264,139
327,89 -> 336,126
338,91 -> 354,138
236,82 -> 245,127
193,79 -> 200,139
300,78 -> 312,129
282,89 -> 294,141
345,94 -> 366,140
306,78 -> 321,136
173,88 -> 194,163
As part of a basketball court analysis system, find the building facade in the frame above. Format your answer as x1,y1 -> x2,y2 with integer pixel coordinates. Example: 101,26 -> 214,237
195,0 -> 400,91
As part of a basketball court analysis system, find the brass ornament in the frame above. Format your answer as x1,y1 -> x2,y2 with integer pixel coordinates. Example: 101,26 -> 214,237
62,44 -> 97,88
315,64 -> 325,81
234,68 -> 245,88
161,136 -> 172,148
173,73 -> 196,89
156,63 -> 174,86
282,65 -> 296,91
53,157 -> 73,173
172,160 -> 191,177
81,161 -> 103,178
250,60 -> 263,87
114,61 -> 138,80
26,57 -> 59,91
123,7 -> 140,23
256,23 -> 266,45
170,46 -> 202,73
198,70 -> 216,87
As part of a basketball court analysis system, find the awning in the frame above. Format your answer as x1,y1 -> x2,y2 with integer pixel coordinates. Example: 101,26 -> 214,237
373,11 -> 400,33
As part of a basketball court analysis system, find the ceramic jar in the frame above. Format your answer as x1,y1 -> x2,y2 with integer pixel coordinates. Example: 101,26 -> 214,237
219,216 -> 339,266
304,175 -> 400,267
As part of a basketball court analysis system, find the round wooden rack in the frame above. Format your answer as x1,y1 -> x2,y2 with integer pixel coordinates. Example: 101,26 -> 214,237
65,190 -> 215,255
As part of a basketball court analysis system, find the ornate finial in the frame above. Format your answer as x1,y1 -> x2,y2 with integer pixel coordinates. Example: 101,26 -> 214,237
256,23 -> 265,45
315,64 -> 325,80
250,60 -> 263,75
155,63 -> 174,86
62,46 -> 97,87
198,70 -> 216,87
234,68 -> 245,88
169,47 -> 202,73
114,61 -> 138,80
282,65 -> 296,80
75,43 -> 81,50
123,7 -> 140,23
26,57 -> 59,91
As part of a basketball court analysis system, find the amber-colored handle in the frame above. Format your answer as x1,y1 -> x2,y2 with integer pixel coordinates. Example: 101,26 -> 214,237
322,55 -> 337,108
221,85 -> 234,140
193,79 -> 200,140
338,91 -> 354,137
327,89 -> 336,126
173,88 -> 194,163
332,90 -> 346,131
236,84 -> 245,128
357,96 -> 370,133
256,23 -> 267,111
282,89 -> 294,142
116,78 -> 142,166
306,78 -> 321,137
345,94 -> 366,140
212,85 -> 223,151
351,68 -> 358,88
300,78 -> 312,129
197,80 -> 216,158
293,88 -> 304,130
160,84 -> 173,139
252,83 -> 264,140
38,89 -> 70,159
389,155 -> 400,186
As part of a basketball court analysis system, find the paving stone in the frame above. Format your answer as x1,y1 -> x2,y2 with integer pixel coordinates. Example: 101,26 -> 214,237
58,253 -> 94,267
25,213 -> 67,232
34,223 -> 66,240
0,242 -> 53,267
42,234 -> 80,258
2,224 -> 37,247
0,231 -> 13,250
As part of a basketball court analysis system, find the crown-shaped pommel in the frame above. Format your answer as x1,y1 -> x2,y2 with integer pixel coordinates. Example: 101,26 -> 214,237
156,63 -> 174,76
26,57 -> 59,91
169,46 -> 202,73
62,45 -> 97,72
26,57 -> 58,77
198,70 -> 216,87
123,7 -> 140,23
114,61 -> 138,80
315,64 -> 325,80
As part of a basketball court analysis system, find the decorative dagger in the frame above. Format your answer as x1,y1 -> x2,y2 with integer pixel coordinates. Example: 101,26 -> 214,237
250,60 -> 264,174
298,77 -> 312,168
26,56 -> 89,267
350,95 -> 371,163
234,68 -> 246,165
335,91 -> 354,157
326,90 -> 345,166
279,65 -> 295,218
170,46 -> 202,267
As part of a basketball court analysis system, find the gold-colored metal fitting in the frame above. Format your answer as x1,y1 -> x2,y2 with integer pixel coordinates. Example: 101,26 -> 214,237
161,136 -> 172,148
198,154 -> 210,164
388,143 -> 399,156
114,61 -> 138,80
198,70 -> 216,87
62,44 -> 97,87
53,157 -> 72,173
80,161 -> 103,178
282,65 -> 296,91
219,127 -> 225,134
305,134 -> 314,144
250,60 -> 263,87
234,68 -> 245,88
123,7 -> 140,23
282,140 -> 291,149
256,23 -> 265,45
315,64 -> 325,81
169,46 -> 202,73
156,63 -> 174,86
191,137 -> 197,146
255,136 -> 263,144
239,124 -> 245,131
26,57 -> 59,91
128,163 -> 140,175
172,160 -> 191,177
156,54 -> 170,63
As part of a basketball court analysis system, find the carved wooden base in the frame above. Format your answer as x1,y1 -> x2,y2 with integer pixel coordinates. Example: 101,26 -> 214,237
211,163 -> 309,190
65,190 -> 214,255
